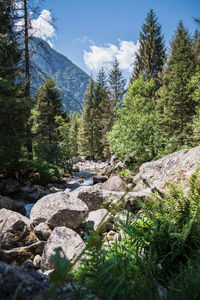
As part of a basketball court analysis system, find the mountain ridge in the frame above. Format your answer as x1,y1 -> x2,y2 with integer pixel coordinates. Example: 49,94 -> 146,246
31,38 -> 89,112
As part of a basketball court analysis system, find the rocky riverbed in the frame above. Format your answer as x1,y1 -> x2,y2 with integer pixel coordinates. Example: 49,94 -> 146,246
1,147 -> 200,299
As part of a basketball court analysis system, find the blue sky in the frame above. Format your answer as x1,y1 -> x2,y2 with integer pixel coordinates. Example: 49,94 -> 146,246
33,0 -> 200,77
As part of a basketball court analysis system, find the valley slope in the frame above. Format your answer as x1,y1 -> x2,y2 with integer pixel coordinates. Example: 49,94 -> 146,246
31,38 -> 90,112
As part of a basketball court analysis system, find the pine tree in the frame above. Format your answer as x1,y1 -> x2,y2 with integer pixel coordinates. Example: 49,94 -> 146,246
33,78 -> 63,144
0,0 -> 29,175
159,21 -> 196,148
109,58 -> 126,107
132,9 -> 166,81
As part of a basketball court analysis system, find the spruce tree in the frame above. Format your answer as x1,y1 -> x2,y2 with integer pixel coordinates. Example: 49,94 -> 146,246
69,113 -> 80,157
109,58 -> 126,107
94,68 -> 108,158
159,21 -> 196,148
78,78 -> 96,159
0,0 -> 29,175
33,78 -> 63,144
132,9 -> 165,81
95,68 -> 113,158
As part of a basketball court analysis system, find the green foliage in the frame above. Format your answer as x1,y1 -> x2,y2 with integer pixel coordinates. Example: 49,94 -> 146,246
0,0 -> 29,176
73,168 -> 200,300
31,159 -> 64,184
68,113 -> 80,157
34,141 -> 63,165
108,76 -> 164,161
158,21 -> 196,149
78,78 -> 97,158
133,9 -> 166,81
78,69 -> 114,159
33,77 -> 63,144
108,58 -> 126,106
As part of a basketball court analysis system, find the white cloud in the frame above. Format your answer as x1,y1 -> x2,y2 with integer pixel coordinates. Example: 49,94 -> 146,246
30,10 -> 55,44
16,9 -> 56,46
84,40 -> 140,73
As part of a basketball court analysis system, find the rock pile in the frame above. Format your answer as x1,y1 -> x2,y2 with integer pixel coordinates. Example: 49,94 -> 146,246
1,146 -> 200,298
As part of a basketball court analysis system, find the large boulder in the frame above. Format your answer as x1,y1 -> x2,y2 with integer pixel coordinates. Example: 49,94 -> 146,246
41,227 -> 85,272
0,195 -> 26,215
0,208 -> 32,235
30,191 -> 88,229
85,209 -> 113,232
102,176 -> 125,192
69,185 -> 104,211
0,209 -> 38,251
133,146 -> 200,193
69,184 -> 148,211
0,261 -> 49,300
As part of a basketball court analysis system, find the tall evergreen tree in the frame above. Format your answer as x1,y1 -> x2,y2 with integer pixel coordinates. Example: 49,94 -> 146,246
132,9 -> 165,81
69,113 -> 80,157
94,68 -> 108,158
33,78 -> 63,144
109,58 -> 126,107
0,0 -> 29,175
193,29 -> 200,66
78,78 -> 96,158
159,21 -> 195,148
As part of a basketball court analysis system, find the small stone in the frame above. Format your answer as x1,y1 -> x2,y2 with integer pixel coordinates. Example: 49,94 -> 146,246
22,259 -> 34,270
33,255 -> 42,270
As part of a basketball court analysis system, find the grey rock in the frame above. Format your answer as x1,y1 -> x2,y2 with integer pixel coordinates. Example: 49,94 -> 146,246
41,227 -> 85,272
133,146 -> 200,193
0,261 -> 50,300
33,255 -> 42,269
102,175 -> 125,192
70,185 -> 125,210
34,223 -> 52,241
0,208 -> 32,235
0,195 -> 26,215
30,191 -> 88,229
70,185 -> 104,211
85,209 -> 113,232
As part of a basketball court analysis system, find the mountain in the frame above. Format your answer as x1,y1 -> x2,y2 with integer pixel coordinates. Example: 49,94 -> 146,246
30,38 -> 90,112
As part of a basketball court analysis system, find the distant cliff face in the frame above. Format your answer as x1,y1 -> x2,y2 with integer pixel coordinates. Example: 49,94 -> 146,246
30,38 -> 89,112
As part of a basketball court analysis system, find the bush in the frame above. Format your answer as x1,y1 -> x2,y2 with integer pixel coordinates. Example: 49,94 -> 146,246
31,159 -> 64,184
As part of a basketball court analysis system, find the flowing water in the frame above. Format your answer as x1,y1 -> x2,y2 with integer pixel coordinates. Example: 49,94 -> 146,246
14,171 -> 96,217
